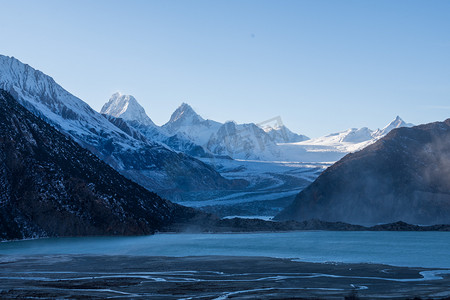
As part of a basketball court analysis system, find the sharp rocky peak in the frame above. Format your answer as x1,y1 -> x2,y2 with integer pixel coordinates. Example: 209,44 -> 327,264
373,116 -> 414,138
101,92 -> 155,126
387,116 -> 405,127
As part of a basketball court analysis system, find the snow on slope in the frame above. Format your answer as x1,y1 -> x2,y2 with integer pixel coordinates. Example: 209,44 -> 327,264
0,55 -> 140,150
263,124 -> 310,143
207,121 -> 281,160
278,116 -> 414,162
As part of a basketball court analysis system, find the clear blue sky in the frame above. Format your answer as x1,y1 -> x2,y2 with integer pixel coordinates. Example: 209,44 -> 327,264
1,0 -> 449,137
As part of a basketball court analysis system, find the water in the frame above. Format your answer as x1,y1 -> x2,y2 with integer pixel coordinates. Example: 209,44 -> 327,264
1,231 -> 449,268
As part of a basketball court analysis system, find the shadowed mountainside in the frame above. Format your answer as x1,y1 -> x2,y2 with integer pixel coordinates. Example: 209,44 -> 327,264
0,89 -> 209,240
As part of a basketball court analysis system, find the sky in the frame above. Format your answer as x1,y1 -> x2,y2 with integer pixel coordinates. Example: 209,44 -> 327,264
0,0 -> 449,137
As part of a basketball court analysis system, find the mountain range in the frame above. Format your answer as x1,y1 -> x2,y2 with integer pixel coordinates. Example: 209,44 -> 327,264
102,95 -> 285,160
0,54 -> 422,220
100,91 -> 413,162
0,55 -> 245,203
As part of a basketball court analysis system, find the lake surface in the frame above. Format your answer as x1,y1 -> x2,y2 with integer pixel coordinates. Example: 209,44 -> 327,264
1,231 -> 450,268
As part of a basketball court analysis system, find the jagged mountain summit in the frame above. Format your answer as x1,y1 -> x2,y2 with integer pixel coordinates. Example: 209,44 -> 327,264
163,103 -> 222,146
0,55 -> 242,200
372,115 -> 414,138
100,95 -> 216,158
161,103 -> 303,159
0,89 -> 207,241
276,119 -> 450,225
101,92 -> 156,127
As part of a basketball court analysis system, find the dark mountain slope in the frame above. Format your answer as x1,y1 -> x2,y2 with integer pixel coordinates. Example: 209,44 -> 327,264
276,119 -> 450,225
0,89 -> 205,240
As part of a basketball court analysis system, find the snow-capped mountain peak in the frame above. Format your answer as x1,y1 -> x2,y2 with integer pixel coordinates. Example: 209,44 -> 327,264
373,116 -> 414,138
163,103 -> 221,145
101,92 -> 155,126
383,115 -> 412,131
168,102 -> 205,125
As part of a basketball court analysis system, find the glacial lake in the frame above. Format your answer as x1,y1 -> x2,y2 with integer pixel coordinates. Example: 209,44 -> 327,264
1,231 -> 450,268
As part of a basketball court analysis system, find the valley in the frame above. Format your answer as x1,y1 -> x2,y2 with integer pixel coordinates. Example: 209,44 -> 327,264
1,2 -> 450,299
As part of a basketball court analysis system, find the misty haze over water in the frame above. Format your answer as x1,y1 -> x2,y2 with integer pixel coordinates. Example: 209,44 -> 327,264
2,232 -> 450,268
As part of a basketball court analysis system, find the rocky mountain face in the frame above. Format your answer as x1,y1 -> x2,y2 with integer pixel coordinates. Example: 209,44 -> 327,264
207,121 -> 280,160
0,55 -> 243,200
276,119 -> 450,225
0,89 -> 210,241
263,125 -> 310,143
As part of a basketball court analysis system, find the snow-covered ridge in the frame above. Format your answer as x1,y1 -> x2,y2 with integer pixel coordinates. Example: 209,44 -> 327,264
0,55 -> 137,148
278,116 -> 414,162
299,116 -> 413,148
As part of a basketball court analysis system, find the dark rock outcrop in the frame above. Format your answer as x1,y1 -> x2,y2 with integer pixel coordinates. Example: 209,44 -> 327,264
0,89 -> 208,240
276,119 -> 450,225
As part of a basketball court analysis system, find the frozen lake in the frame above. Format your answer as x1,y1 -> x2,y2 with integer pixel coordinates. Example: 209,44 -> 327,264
1,231 -> 450,268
